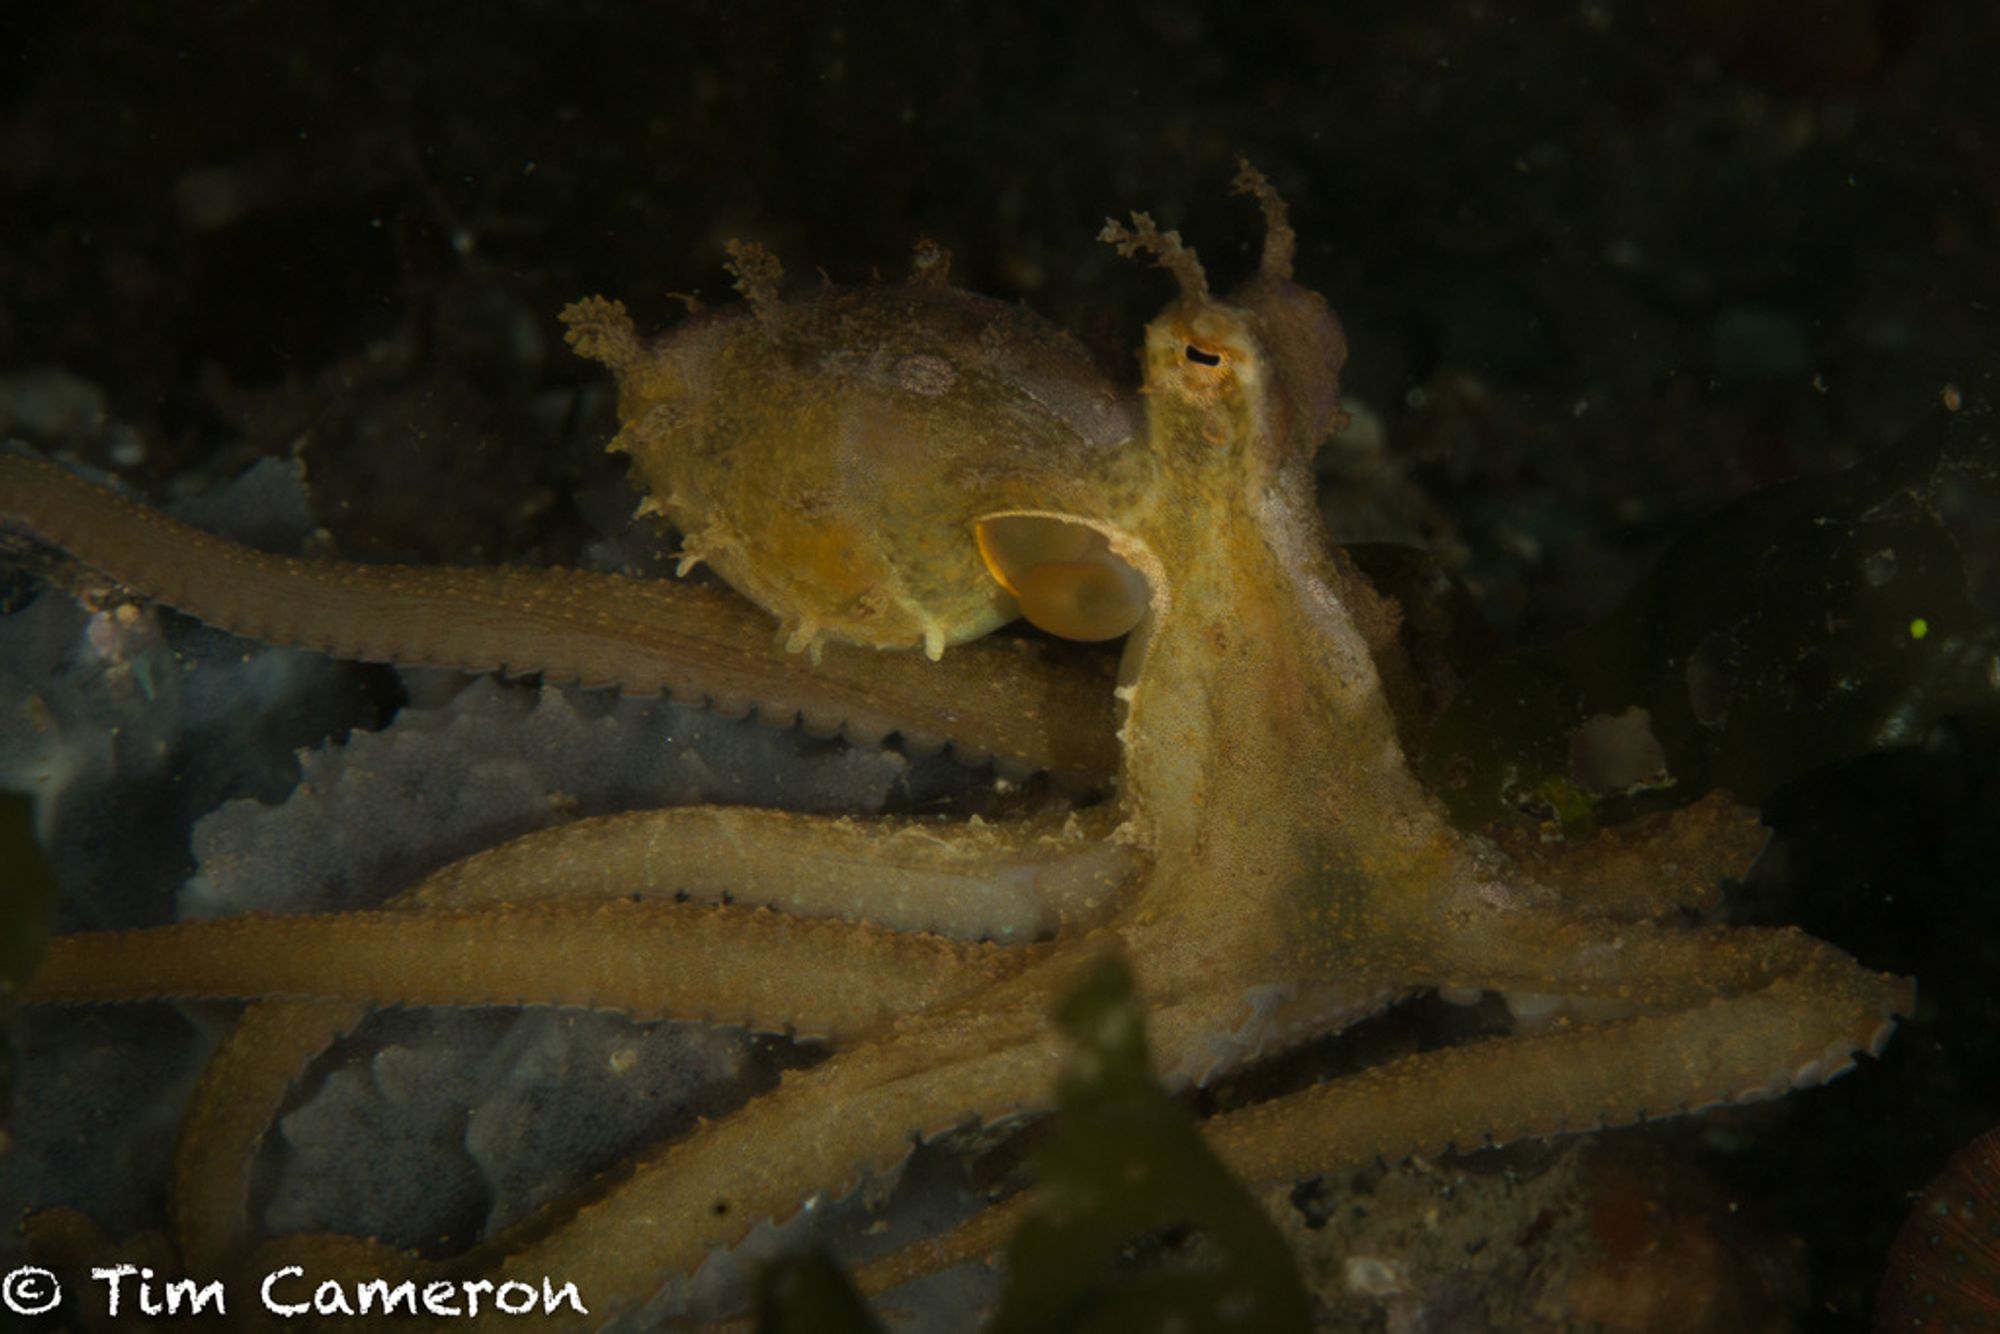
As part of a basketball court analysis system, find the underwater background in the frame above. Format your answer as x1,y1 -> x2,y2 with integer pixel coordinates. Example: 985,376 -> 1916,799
2,2 -> 1997,1329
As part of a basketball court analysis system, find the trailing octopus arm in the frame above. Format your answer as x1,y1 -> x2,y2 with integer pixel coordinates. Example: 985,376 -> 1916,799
0,164 -> 1909,1323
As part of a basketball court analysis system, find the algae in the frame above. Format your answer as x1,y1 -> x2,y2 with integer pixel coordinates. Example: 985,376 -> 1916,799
754,1249 -> 884,1334
985,954 -> 1311,1334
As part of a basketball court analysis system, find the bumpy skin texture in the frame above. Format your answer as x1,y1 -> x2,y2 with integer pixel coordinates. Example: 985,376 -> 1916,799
0,456 -> 1119,780
4,166 -> 1911,1328
564,247 -> 1142,659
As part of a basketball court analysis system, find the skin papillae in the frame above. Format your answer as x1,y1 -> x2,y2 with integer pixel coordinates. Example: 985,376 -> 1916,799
4,165 -> 1912,1328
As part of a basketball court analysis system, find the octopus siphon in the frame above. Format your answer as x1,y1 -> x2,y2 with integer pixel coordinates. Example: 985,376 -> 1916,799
0,163 -> 1912,1327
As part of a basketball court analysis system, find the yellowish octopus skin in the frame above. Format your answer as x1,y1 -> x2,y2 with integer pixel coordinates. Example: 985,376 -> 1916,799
4,164 -> 1912,1327
565,235 -> 1146,660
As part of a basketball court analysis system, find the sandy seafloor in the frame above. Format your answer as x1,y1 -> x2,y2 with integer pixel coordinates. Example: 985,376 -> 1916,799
1,3 -> 1997,1329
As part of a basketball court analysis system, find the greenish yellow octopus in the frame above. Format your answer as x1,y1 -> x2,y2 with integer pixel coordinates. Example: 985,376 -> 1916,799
1,163 -> 1910,1327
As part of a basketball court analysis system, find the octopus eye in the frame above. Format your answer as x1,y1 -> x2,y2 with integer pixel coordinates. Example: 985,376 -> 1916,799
974,514 -> 1149,643
1184,344 -> 1223,366
1010,558 -> 1149,642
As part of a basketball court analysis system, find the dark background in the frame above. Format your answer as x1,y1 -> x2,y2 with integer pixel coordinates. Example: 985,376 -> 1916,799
4,3 -> 1996,1328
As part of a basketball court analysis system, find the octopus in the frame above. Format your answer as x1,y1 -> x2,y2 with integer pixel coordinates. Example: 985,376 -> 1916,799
1,164 -> 1913,1326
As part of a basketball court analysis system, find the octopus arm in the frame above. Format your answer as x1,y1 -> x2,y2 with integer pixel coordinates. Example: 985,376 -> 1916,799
173,999 -> 367,1275
402,803 -> 1138,941
1394,906 -> 1885,1007
852,938 -> 1912,1297
1322,828 -> 1904,1010
1481,791 -> 1764,925
187,955 -> 1098,1329
0,455 -> 1116,779
479,958 -> 1094,1325
1205,945 -> 1912,1179
58,799 -> 1128,1276
30,901 -> 1049,1306
25,899 -> 1028,1036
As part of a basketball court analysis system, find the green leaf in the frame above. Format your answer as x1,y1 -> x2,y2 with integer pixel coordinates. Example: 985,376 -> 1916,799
989,953 -> 1313,1334
754,1248 -> 885,1334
